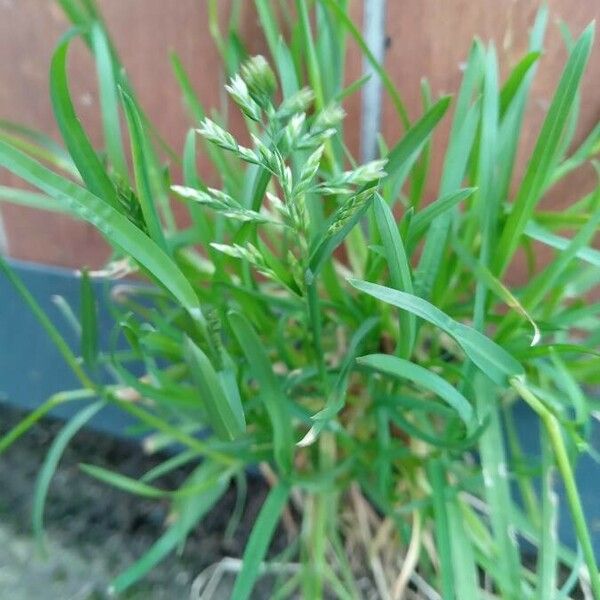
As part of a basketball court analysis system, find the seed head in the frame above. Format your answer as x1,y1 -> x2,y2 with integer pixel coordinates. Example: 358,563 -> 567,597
241,55 -> 277,109
225,74 -> 262,121
277,87 -> 315,119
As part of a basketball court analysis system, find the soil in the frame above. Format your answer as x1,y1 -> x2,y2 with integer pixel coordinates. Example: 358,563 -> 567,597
0,403 -> 590,600
0,404 -> 280,600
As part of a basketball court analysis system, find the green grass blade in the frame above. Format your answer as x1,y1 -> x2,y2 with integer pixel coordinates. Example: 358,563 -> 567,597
496,6 -> 546,207
254,0 -> 300,98
169,51 -> 206,123
110,461 -> 231,594
495,23 -> 595,275
546,353 -> 589,426
416,103 -> 480,300
358,354 -> 474,425
170,53 -> 240,189
373,194 -> 415,357
472,46 -> 500,330
80,464 -> 168,498
406,188 -> 475,252
308,192 -> 375,278
0,186 -> 66,213
349,279 -> 523,385
50,30 -> 121,211
57,0 -> 90,28
228,311 -> 293,473
319,0 -> 410,129
184,336 -> 246,441
33,401 -> 104,552
253,0 -> 280,62
91,23 -> 128,180
295,0 -> 324,109
512,379 -> 600,598
120,89 -> 168,250
0,389 -> 96,456
408,80 -> 434,209
0,141 -> 204,324
453,241 -> 540,345
110,398 -> 236,466
552,120 -> 600,185
427,459 -> 455,599
141,450 -> 200,483
415,40 -> 484,300
0,120 -> 77,175
315,2 -> 345,102
299,317 -> 378,446
80,461 -> 231,500
499,51 -> 541,116
182,129 -> 212,245
79,270 -> 98,369
536,430 -> 559,599
447,497 -> 479,600
524,220 -> 600,267
498,186 -> 600,339
0,255 -> 94,389
474,376 -> 522,598
383,96 -> 451,205
59,0 -> 181,164
230,481 -> 290,600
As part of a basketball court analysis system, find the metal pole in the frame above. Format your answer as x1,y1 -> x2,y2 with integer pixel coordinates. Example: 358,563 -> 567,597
361,0 -> 387,162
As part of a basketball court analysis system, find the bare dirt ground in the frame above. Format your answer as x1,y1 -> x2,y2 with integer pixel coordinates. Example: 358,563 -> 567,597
0,405 -> 274,599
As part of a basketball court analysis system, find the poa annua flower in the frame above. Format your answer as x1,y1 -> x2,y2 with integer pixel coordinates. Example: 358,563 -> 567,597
282,112 -> 307,150
276,87 -> 315,119
196,118 -> 259,165
312,103 -> 346,133
225,74 -> 262,121
241,55 -> 277,109
326,187 -> 377,237
196,118 -> 237,152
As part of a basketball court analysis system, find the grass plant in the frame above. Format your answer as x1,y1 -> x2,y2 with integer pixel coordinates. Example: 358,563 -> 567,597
0,1 -> 599,598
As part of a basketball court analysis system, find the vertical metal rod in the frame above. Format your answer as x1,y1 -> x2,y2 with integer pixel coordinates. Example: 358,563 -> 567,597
361,0 -> 387,162
0,213 -> 8,255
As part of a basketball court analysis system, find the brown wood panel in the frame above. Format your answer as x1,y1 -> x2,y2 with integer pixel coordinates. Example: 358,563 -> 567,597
383,0 -> 600,205
0,0 -> 268,267
0,1 -> 597,269
382,0 -> 599,285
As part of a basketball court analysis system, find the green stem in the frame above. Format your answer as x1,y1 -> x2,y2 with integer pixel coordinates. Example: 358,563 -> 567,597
303,273 -> 336,599
307,280 -> 328,388
0,388 -> 97,455
503,403 -> 541,528
302,489 -> 330,600
511,377 -> 600,599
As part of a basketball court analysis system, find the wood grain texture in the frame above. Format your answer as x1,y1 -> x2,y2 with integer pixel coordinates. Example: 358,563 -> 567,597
383,0 -> 599,204
0,0 -> 597,269
0,0 -> 267,267
382,0 -> 598,284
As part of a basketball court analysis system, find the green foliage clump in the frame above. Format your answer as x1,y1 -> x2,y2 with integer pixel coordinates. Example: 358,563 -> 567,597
0,1 -> 599,598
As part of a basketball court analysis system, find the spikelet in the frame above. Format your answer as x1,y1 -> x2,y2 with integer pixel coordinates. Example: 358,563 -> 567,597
312,103 -> 346,133
282,112 -> 306,150
196,119 -> 259,165
210,242 -> 277,282
171,186 -> 276,224
276,87 -> 314,119
240,55 -> 277,109
196,118 -> 238,152
225,74 -> 262,121
326,188 -> 376,238
294,145 -> 325,197
319,159 -> 388,195
205,306 -> 224,369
